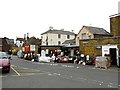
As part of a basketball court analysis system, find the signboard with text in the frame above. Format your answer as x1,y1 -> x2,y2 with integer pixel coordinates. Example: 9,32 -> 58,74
30,45 -> 35,51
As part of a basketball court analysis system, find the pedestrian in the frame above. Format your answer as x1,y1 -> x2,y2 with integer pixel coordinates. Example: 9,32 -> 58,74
8,50 -> 12,59
52,54 -> 56,62
79,54 -> 84,64
93,54 -> 96,66
34,54 -> 38,62
77,54 -> 81,64
49,51 -> 53,58
74,56 -> 78,64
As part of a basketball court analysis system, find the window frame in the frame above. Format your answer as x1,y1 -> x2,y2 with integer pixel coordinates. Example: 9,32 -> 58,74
67,35 -> 70,39
58,34 -> 61,38
58,41 -> 61,45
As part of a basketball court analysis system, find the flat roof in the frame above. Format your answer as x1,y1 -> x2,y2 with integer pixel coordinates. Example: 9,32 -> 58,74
109,13 -> 120,18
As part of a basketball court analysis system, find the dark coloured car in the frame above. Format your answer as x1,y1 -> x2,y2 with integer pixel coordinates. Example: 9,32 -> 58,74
68,56 -> 76,63
0,52 -> 10,73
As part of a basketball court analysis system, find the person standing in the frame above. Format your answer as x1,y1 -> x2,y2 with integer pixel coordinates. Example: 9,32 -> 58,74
34,54 -> 38,62
8,50 -> 12,59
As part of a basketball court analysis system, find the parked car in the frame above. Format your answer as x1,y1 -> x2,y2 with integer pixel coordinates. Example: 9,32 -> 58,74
56,55 -> 69,63
85,60 -> 93,65
68,56 -> 76,63
0,52 -> 10,73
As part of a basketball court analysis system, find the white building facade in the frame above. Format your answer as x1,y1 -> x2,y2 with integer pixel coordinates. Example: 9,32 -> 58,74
15,38 -> 25,47
41,28 -> 75,45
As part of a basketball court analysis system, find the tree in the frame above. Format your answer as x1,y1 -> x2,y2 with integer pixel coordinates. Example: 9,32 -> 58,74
28,36 -> 41,45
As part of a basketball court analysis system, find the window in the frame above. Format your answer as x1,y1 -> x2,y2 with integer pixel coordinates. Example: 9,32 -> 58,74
41,36 -> 43,39
58,41 -> 61,45
58,34 -> 61,38
67,35 -> 70,39
89,35 -> 92,39
82,33 -> 87,39
0,52 -> 7,59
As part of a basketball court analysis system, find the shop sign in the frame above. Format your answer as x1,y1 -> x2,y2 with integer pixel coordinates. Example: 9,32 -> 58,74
30,45 -> 35,51
96,45 -> 101,49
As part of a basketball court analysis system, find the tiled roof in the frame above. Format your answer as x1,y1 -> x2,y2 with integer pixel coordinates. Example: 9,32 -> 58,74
109,13 -> 120,18
16,38 -> 25,41
6,39 -> 14,45
41,29 -> 75,35
62,39 -> 76,45
84,26 -> 111,35
0,38 -> 14,45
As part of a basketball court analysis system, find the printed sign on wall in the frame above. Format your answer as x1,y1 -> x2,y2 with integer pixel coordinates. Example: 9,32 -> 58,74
30,45 -> 35,51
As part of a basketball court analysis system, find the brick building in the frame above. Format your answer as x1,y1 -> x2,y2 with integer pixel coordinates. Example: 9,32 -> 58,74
79,14 -> 120,66
0,37 -> 14,52
110,14 -> 120,37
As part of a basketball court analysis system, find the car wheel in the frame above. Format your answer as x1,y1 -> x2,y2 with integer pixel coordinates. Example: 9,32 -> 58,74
2,68 -> 10,73
6,69 -> 10,73
57,59 -> 60,63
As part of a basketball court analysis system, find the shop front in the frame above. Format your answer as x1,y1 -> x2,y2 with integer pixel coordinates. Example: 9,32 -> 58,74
102,45 -> 119,67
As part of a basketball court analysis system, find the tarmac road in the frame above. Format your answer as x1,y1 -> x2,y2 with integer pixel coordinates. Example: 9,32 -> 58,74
1,56 -> 119,88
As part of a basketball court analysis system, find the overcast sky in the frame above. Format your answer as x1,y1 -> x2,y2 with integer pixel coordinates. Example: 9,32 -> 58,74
0,0 -> 119,40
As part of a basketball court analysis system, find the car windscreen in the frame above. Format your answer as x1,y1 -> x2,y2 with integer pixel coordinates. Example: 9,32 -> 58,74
0,52 -> 8,59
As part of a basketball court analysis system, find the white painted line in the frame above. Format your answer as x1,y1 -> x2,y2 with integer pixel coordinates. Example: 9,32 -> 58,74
107,84 -> 113,88
48,73 -> 53,76
0,75 -> 7,78
53,73 -> 61,76
11,66 -> 21,76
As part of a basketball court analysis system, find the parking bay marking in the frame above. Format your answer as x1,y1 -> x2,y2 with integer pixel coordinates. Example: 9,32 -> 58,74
11,65 -> 50,77
11,66 -> 21,76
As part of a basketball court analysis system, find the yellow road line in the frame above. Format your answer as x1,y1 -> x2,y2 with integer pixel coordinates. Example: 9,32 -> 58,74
11,66 -> 21,76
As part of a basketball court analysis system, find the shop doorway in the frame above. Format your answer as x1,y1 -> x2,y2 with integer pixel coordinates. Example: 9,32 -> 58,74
110,48 -> 117,65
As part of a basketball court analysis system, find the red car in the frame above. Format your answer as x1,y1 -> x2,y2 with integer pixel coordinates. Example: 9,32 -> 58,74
56,55 -> 69,63
0,52 -> 10,73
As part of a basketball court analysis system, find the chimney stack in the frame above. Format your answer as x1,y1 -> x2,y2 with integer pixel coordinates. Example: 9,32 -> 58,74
27,33 -> 29,40
49,26 -> 53,30
24,34 -> 26,40
61,29 -> 64,31
71,30 -> 74,32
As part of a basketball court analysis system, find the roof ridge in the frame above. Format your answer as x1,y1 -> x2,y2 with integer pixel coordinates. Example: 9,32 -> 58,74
84,25 -> 103,29
41,29 -> 75,35
84,25 -> 110,35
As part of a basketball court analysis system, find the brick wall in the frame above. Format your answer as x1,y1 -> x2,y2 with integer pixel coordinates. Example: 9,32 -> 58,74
110,15 -> 120,36
79,37 -> 120,56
